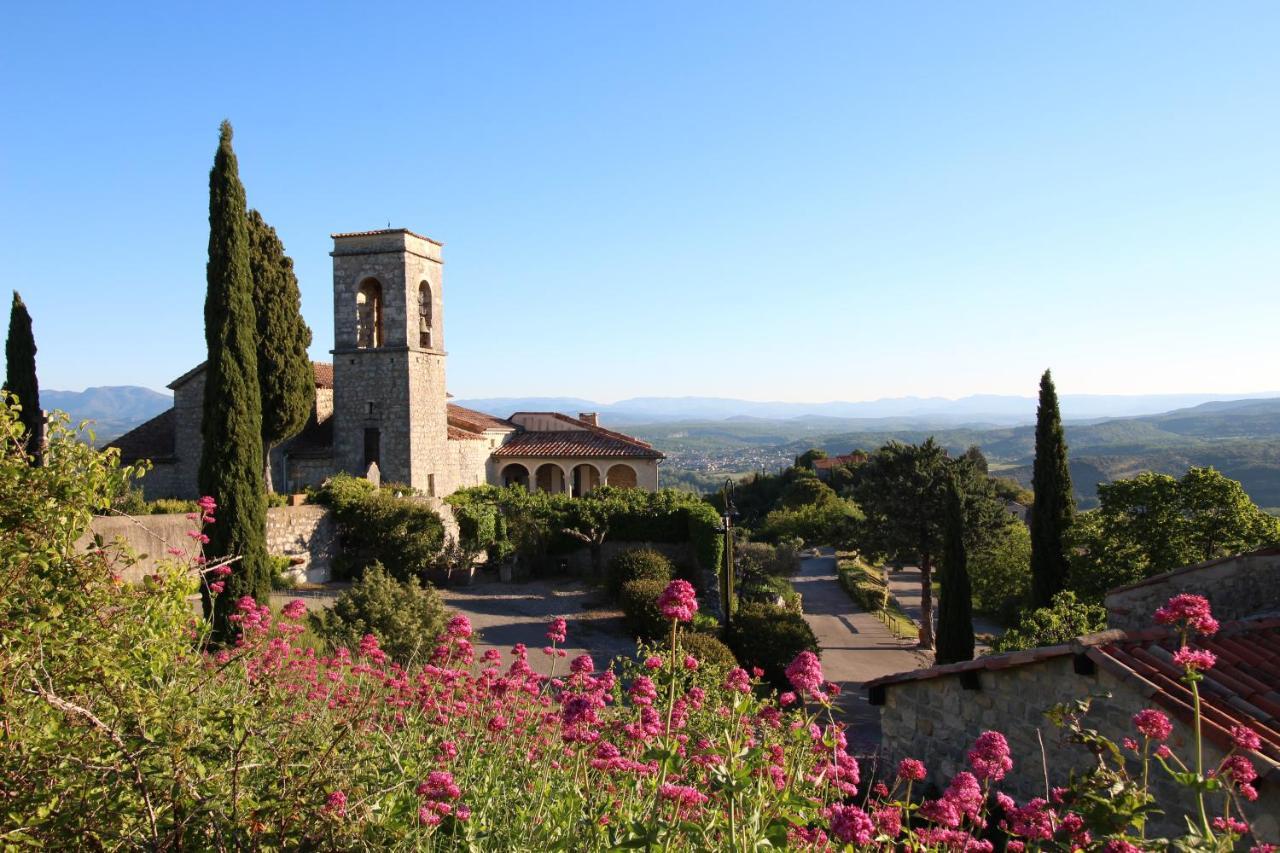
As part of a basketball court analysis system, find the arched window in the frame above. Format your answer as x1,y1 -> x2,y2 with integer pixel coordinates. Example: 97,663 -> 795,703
356,279 -> 383,348
418,281 -> 433,349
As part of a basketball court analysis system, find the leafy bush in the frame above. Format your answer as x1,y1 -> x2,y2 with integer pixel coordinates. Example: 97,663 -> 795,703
969,521 -> 1032,625
759,498 -> 861,546
619,577 -> 669,641
310,562 -> 449,664
675,630 -> 738,671
990,591 -> 1107,652
735,541 -> 797,579
739,574 -> 802,614
315,473 -> 446,583
150,498 -> 201,515
606,547 -> 674,598
727,602 -> 820,690
265,491 -> 290,508
268,554 -> 298,590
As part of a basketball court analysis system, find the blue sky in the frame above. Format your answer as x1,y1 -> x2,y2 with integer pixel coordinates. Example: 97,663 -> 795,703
3,2 -> 1278,402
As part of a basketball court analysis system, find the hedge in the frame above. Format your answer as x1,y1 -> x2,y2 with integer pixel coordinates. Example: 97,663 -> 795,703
726,602 -> 820,690
675,630 -> 738,672
314,474 -> 446,583
619,578 -> 670,641
607,548 -> 674,598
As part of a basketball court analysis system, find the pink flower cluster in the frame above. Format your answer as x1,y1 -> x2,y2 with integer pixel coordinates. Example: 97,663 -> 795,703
968,730 -> 1013,781
1132,708 -> 1172,741
783,650 -> 824,698
657,579 -> 698,622
1154,593 -> 1219,636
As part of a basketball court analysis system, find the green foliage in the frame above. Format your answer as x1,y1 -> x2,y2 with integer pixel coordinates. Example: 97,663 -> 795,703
4,292 -> 41,463
1031,369 -> 1075,608
726,602 -> 819,689
619,578 -> 670,641
735,541 -> 800,579
316,474 -> 446,583
675,630 -> 738,671
759,499 -> 860,546
990,591 -> 1107,652
1067,466 -> 1280,600
268,554 -> 297,590
969,521 -> 1032,624
793,448 -> 827,470
935,474 -> 975,664
778,474 -> 835,509
310,563 -> 448,664
247,209 -> 314,492
199,120 -> 269,640
739,573 -> 802,614
446,485 -> 723,578
606,547 -> 674,598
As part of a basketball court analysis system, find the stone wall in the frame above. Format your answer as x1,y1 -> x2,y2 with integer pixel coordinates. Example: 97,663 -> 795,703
1105,549 -> 1280,631
84,505 -> 337,584
169,370 -> 205,500
877,654 -> 1278,841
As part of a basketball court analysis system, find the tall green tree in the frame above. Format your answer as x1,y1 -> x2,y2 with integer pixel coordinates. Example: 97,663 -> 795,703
1030,369 -> 1074,607
247,209 -> 314,492
936,473 -> 975,664
849,439 -> 950,649
199,121 -> 269,639
3,292 -> 41,463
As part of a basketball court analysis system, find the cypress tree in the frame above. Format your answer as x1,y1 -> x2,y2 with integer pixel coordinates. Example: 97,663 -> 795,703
3,292 -> 41,463
247,209 -> 314,492
199,121 -> 269,640
935,472 -> 975,664
1030,369 -> 1074,607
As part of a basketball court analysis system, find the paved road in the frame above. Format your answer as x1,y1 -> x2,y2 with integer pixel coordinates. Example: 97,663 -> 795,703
885,565 -> 1003,648
793,551 -> 931,751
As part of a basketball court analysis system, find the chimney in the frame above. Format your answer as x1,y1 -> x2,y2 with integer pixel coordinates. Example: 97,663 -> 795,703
579,412 -> 599,427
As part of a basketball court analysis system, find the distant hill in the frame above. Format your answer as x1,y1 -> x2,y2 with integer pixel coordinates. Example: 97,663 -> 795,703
43,386 -> 171,443
452,392 -> 1280,425
628,398 -> 1280,510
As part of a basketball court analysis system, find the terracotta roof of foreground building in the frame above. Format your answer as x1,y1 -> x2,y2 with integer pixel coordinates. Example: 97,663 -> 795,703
494,413 -> 663,460
446,404 -> 514,435
865,616 -> 1280,765
108,409 -> 176,465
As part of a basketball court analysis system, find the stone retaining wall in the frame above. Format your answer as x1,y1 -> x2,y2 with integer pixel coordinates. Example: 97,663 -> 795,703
85,505 -> 337,584
1105,549 -> 1280,631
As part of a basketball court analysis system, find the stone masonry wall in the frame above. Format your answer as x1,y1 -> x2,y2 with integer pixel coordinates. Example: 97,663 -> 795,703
1105,550 -> 1280,631
84,505 -> 337,585
170,371 -> 205,500
878,655 -> 1278,841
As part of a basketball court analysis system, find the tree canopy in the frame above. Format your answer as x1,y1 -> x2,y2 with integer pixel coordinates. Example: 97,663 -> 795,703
1030,369 -> 1074,608
4,292 -> 40,463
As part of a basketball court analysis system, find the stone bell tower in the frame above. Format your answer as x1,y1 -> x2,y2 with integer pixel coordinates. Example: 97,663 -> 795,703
330,229 -> 448,495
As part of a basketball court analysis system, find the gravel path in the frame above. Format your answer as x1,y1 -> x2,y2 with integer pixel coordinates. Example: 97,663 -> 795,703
793,550 -> 931,751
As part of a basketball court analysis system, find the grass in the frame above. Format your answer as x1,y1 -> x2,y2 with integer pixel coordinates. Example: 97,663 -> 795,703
834,552 -> 918,640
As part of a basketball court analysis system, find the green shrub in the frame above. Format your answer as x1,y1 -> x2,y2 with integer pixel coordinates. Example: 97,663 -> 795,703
316,474 -> 445,583
726,602 -> 819,690
739,574 -> 802,614
675,630 -> 738,672
268,554 -> 297,590
265,492 -> 290,508
607,547 -> 674,598
969,522 -> 1032,625
149,498 -> 200,516
990,591 -> 1107,653
310,562 -> 449,664
619,578 -> 670,641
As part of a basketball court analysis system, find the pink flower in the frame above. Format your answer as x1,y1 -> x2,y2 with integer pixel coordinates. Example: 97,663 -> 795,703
828,804 -> 875,845
447,614 -> 473,638
546,617 -> 566,644
644,655 -> 663,670
1154,593 -> 1218,636
873,807 -> 902,838
1172,646 -> 1216,672
1213,816 -> 1249,835
723,667 -> 752,694
1155,744 -> 1173,759
657,580 -> 698,622
779,691 -> 797,707
683,654 -> 699,670
1231,724 -> 1262,752
1122,737 -> 1139,751
1219,754 -> 1257,785
166,547 -> 184,556
968,730 -> 1013,781
570,654 -> 594,674
281,599 -> 307,620
209,581 -> 225,594
658,783 -> 708,809
197,495 -> 217,512
322,789 -> 347,818
1132,708 -> 1173,741
897,757 -> 927,781
417,770 -> 461,801
1102,841 -> 1144,853
784,650 -> 824,697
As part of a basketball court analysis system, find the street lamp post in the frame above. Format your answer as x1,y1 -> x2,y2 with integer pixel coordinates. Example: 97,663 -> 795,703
720,479 -> 737,632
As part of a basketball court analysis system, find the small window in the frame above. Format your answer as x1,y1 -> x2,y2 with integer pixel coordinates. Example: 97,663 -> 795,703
356,279 -> 383,348
363,428 -> 380,471
418,281 -> 433,348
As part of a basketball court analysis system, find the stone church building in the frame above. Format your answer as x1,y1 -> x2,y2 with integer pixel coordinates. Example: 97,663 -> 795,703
112,228 -> 663,500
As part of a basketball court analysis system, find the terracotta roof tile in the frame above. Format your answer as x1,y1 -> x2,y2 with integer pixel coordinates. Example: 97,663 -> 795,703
447,404 -> 514,434
106,409 -> 175,464
170,360 -> 334,391
493,429 -> 663,460
447,425 -> 486,441
814,453 -> 868,470
330,227 -> 442,246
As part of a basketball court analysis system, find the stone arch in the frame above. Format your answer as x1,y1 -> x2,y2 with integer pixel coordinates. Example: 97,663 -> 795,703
535,463 -> 568,494
606,463 -> 637,489
500,463 -> 530,490
418,281 -> 433,348
571,463 -> 602,497
356,278 -> 383,348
